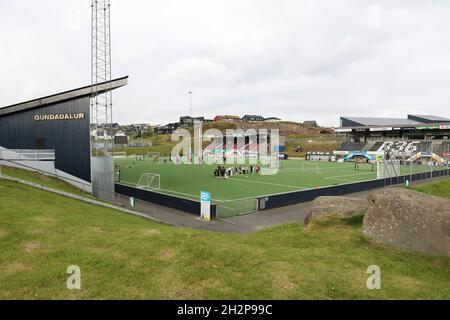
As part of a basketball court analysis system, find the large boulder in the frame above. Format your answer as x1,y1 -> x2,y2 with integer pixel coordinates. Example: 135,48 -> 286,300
363,188 -> 450,256
305,196 -> 370,225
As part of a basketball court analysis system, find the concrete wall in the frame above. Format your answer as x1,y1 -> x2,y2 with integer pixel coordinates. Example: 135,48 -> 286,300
91,156 -> 115,203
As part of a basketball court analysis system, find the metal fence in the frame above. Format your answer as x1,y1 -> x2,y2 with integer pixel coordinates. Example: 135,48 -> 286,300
259,166 -> 450,211
92,142 -> 153,149
115,183 -> 216,217
0,149 -> 55,161
216,198 -> 258,219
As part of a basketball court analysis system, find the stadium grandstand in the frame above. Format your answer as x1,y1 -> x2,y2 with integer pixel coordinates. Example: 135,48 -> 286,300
333,114 -> 450,165
203,133 -> 277,160
335,114 -> 450,141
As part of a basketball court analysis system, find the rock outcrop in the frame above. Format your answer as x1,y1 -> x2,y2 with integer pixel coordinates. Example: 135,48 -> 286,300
363,188 -> 450,256
305,196 -> 370,225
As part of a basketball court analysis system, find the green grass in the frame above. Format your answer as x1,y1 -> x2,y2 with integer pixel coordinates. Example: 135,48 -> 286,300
285,139 -> 341,158
412,178 -> 450,199
115,159 -> 441,203
1,166 -> 84,195
0,178 -> 449,299
118,134 -> 178,157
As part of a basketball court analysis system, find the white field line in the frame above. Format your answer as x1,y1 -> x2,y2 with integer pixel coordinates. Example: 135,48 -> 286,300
120,180 -> 200,199
324,177 -> 360,183
118,164 -> 376,204
277,165 -> 354,174
120,179 -> 309,204
324,171 -> 375,179
228,177 -> 309,190
119,180 -> 232,203
324,171 -> 375,183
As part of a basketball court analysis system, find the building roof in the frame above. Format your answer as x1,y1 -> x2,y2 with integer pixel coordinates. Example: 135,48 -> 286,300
243,115 -> 264,118
341,116 -> 420,127
215,115 -> 241,118
0,76 -> 128,117
408,114 -> 450,122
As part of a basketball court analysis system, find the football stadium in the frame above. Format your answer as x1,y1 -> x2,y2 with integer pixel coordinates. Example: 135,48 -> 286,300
113,155 -> 447,218
0,0 -> 448,222
110,135 -> 449,218
1,99 -> 450,220
2,0 -> 450,303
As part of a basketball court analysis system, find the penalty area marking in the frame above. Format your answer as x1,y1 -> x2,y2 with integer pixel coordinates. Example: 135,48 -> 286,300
324,171 -> 375,183
117,180 -> 307,204
118,180 -> 229,203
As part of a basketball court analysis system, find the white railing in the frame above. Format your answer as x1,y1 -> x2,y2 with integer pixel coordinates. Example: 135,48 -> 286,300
0,149 -> 55,161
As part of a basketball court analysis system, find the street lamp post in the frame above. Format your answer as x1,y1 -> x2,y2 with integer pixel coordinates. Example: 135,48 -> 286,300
189,91 -> 193,117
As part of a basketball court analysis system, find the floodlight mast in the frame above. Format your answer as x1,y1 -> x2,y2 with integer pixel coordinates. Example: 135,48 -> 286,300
91,0 -> 113,129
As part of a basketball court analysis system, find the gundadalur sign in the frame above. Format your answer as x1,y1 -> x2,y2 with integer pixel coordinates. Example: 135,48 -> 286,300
34,113 -> 86,121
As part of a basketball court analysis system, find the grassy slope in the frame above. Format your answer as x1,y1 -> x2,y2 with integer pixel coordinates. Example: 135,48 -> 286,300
125,124 -> 334,159
0,178 -> 449,299
413,178 -> 450,199
120,134 -> 177,157
1,166 -> 83,195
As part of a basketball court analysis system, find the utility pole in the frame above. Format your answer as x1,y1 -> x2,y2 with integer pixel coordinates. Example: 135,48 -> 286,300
189,91 -> 193,117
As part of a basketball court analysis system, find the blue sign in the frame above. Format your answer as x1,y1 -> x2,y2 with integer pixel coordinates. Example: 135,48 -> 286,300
200,191 -> 211,221
201,191 -> 211,203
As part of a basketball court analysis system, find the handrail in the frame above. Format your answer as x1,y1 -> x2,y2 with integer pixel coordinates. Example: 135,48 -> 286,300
0,149 -> 55,161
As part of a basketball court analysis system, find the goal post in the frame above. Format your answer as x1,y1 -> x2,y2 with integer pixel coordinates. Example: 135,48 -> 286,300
301,161 -> 320,173
136,173 -> 161,191
355,161 -> 374,172
377,161 -> 400,179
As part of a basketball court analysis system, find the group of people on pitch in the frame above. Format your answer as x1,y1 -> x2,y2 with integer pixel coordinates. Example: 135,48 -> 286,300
214,164 -> 261,178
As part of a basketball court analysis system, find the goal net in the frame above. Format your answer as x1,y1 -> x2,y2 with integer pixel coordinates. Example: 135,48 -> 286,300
377,161 -> 400,179
136,173 -> 161,191
355,161 -> 374,172
301,162 -> 320,173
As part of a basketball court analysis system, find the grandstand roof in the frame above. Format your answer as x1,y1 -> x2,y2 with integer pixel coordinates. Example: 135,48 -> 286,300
340,116 -> 420,128
408,114 -> 450,123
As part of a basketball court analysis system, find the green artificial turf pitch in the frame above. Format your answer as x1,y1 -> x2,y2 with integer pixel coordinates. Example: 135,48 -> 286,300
114,158 -> 441,204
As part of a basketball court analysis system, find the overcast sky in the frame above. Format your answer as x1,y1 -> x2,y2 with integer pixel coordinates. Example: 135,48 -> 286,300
1,0 -> 449,126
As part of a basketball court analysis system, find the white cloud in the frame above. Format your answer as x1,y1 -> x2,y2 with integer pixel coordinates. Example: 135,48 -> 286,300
1,0 -> 449,127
